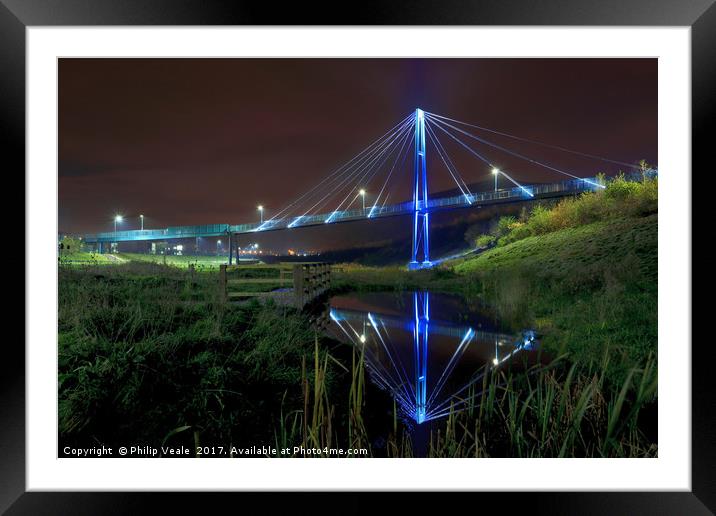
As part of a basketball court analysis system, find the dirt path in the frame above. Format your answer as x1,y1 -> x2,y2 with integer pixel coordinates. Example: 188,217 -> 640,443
104,254 -> 127,263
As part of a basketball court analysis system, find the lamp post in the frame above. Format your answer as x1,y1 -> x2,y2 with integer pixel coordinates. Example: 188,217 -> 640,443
359,189 -> 366,214
217,239 -> 222,256
140,214 -> 144,231
113,215 -> 123,254
257,205 -> 264,224
491,167 -> 500,193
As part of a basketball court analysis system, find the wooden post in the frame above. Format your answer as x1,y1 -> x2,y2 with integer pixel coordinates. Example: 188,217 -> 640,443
219,264 -> 227,302
293,264 -> 304,308
163,253 -> 167,265
188,263 -> 195,283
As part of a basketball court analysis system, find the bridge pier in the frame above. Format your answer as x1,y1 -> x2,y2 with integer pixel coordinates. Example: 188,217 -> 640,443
97,241 -> 103,254
228,232 -> 233,265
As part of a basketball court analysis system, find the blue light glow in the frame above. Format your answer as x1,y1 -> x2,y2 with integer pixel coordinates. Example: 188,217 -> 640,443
409,108 -> 431,268
328,292 -> 540,424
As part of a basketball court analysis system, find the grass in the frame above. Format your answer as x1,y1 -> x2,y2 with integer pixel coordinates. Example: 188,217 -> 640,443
58,261 -> 388,455
58,177 -> 658,457
58,262 -> 325,450
280,336 -> 657,458
118,252 -> 229,270
454,215 -> 657,383
58,250 -> 117,265
425,353 -> 657,458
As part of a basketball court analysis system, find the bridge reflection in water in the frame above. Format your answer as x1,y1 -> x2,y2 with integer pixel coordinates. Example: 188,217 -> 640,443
328,291 -> 538,424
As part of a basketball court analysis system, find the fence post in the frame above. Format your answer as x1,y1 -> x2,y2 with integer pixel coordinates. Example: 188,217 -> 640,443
188,263 -> 195,283
219,264 -> 227,302
293,264 -> 304,308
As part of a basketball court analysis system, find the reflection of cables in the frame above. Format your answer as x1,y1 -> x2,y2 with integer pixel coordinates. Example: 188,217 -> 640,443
425,328 -> 474,409
330,304 -> 537,424
329,310 -> 413,405
369,312 -> 415,399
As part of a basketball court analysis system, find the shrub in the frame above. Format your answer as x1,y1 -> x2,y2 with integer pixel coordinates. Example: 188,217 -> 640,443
498,223 -> 532,246
524,205 -> 555,235
475,234 -> 496,248
495,216 -> 518,237
489,176 -> 658,248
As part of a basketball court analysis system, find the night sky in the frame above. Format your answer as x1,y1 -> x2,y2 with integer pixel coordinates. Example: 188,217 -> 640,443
59,58 -> 657,249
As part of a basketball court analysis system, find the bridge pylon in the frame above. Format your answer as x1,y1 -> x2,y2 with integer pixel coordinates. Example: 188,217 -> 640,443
408,108 -> 432,270
413,291 -> 429,423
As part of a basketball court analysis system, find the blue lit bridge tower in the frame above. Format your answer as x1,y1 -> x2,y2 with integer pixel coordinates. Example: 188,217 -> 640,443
413,290 -> 429,423
408,108 -> 431,270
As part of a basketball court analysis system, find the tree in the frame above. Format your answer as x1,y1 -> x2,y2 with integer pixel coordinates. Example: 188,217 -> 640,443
638,159 -> 651,182
59,236 -> 82,254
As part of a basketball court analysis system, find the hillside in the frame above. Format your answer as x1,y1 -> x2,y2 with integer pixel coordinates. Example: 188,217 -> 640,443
452,204 -> 657,381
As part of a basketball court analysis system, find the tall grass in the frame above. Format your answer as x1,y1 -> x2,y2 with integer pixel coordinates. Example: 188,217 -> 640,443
275,338 -> 657,458
58,262 -> 327,452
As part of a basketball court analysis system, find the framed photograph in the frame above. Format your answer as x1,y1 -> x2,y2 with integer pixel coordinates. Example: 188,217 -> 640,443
5,0 -> 710,512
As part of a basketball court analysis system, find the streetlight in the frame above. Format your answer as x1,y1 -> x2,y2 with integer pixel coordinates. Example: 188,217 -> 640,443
217,239 -> 222,256
359,189 -> 366,214
257,205 -> 264,224
491,167 -> 500,192
114,215 -> 123,233
140,214 -> 144,231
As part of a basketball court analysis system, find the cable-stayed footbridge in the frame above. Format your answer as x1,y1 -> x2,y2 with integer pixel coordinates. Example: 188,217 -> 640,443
83,109 -> 655,267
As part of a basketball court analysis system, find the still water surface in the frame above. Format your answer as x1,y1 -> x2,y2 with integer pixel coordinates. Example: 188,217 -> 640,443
328,290 -> 540,427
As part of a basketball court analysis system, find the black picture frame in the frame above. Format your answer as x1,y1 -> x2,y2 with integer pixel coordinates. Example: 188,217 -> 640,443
3,1 -> 710,513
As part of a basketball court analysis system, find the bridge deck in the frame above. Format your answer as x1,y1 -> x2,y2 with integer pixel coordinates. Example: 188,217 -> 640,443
83,173 -> 648,244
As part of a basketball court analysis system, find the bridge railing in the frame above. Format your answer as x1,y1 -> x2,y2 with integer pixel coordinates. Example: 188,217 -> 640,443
85,223 -> 230,243
84,170 -> 655,242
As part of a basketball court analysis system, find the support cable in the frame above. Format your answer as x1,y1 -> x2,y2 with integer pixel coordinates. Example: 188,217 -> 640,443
426,111 -> 639,170
427,114 -> 604,189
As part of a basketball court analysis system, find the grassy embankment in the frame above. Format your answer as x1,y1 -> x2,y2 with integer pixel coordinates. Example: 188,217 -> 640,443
58,175 -> 658,457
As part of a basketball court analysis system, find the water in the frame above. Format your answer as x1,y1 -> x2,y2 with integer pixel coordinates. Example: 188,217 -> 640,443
327,290 -> 540,451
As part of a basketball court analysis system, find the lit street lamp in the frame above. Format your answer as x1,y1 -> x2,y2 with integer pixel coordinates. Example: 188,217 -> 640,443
491,167 -> 500,192
140,214 -> 144,231
217,239 -> 222,256
114,214 -> 123,233
359,189 -> 366,214
257,205 -> 264,224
